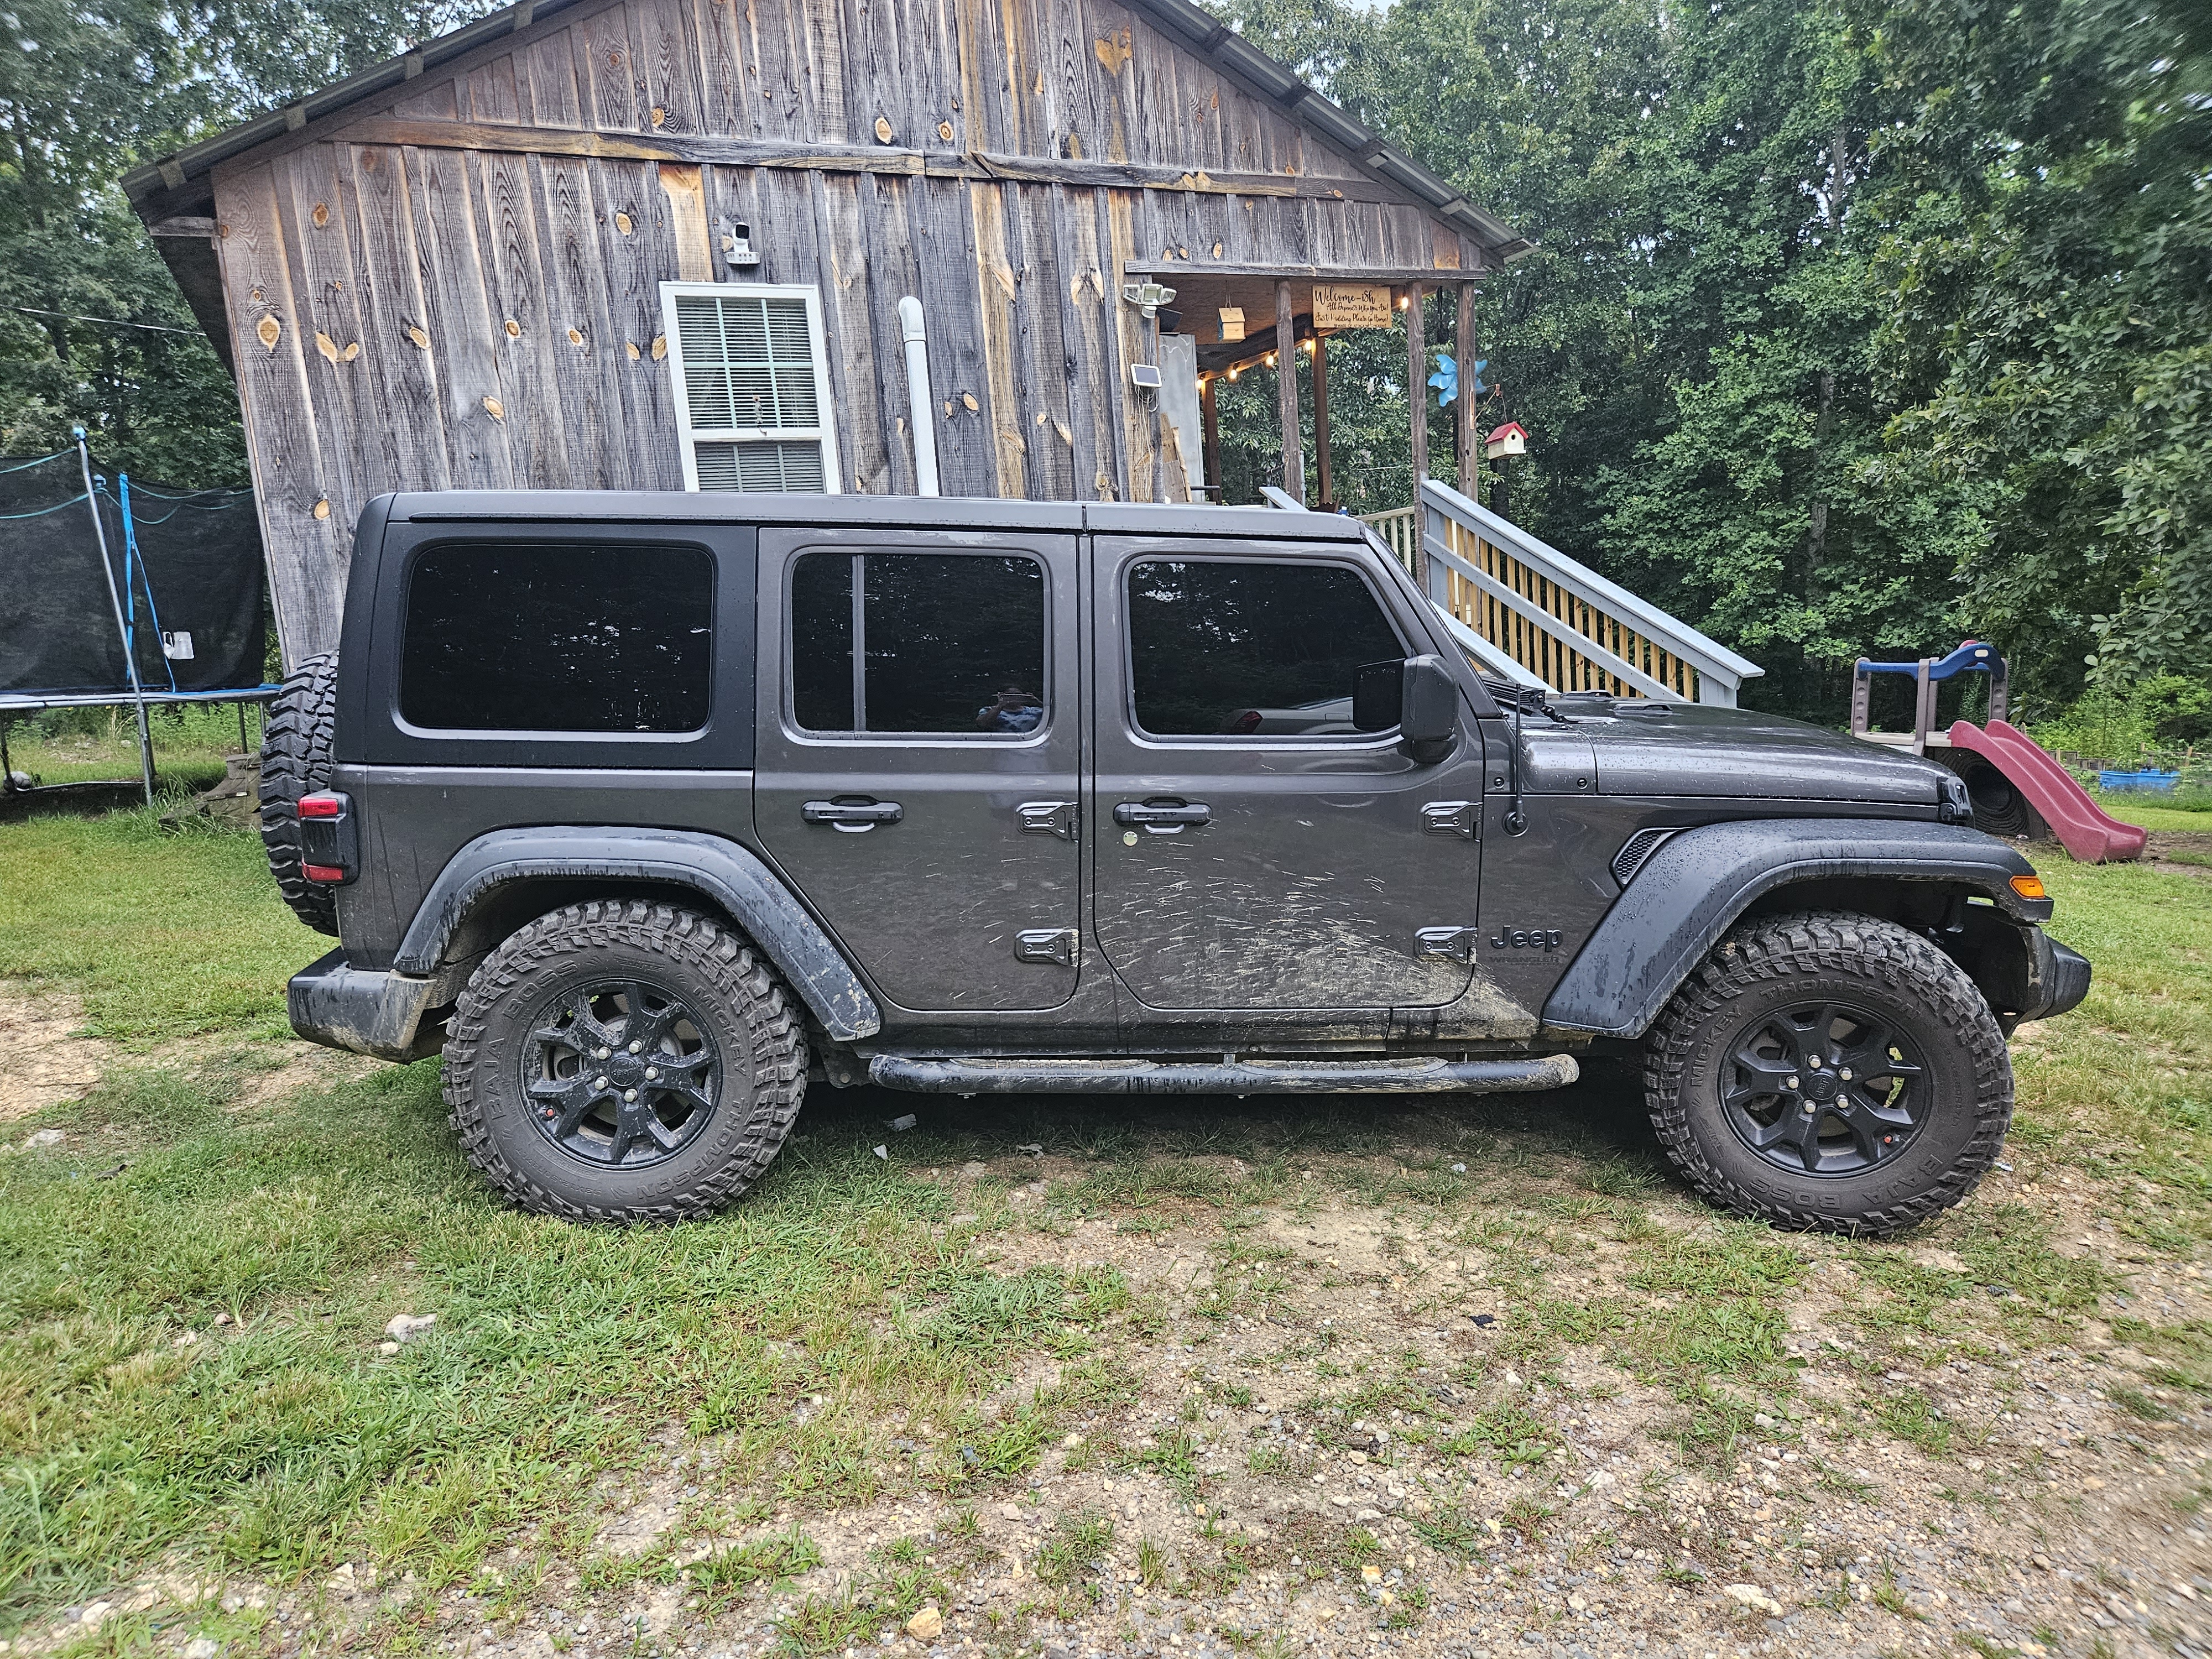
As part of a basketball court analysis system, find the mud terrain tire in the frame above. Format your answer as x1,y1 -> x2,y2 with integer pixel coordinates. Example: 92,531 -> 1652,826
443,899 -> 807,1222
257,651 -> 340,935
1645,910 -> 2011,1235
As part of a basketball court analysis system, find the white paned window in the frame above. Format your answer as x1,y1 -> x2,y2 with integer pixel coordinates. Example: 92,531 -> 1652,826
660,283 -> 841,494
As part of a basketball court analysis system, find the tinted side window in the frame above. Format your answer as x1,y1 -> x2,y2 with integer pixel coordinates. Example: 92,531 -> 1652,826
1127,559 -> 1404,737
789,552 -> 1046,734
400,541 -> 713,733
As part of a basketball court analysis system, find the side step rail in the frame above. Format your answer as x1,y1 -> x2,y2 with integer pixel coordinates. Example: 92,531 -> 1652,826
869,1053 -> 1579,1095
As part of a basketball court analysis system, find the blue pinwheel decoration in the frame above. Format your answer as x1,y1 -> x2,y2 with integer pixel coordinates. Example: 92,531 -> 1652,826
1428,355 -> 1488,408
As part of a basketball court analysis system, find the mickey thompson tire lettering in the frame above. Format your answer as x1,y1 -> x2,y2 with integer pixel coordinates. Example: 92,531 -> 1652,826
1642,910 -> 2012,1236
442,899 -> 808,1223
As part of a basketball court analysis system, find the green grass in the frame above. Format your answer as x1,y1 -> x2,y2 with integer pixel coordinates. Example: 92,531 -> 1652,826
2090,794 -> 2212,833
3,703 -> 253,791
0,808 -> 2204,1645
0,809 -> 310,1040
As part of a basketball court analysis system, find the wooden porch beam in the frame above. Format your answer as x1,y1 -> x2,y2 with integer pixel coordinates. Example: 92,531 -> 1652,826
1312,332 -> 1333,510
1277,279 -> 1303,508
1123,259 -> 1468,283
1456,283 -> 1479,504
1406,281 -> 1427,588
1200,376 -> 1222,502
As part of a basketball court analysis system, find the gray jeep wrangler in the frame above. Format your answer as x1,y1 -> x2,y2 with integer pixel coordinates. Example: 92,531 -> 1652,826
263,492 -> 2089,1232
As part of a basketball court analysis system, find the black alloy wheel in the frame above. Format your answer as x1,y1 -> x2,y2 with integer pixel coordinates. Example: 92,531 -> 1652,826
1720,1001 -> 1926,1176
523,979 -> 721,1168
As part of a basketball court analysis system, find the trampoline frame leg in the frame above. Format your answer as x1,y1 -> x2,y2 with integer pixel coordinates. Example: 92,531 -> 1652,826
75,428 -> 154,807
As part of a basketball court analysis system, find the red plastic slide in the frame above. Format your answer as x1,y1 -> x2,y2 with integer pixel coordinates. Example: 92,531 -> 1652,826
1947,719 -> 2149,864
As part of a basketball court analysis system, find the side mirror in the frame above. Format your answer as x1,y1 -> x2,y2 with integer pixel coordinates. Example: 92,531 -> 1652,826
1399,654 -> 1458,763
1352,658 -> 1403,732
1350,656 -> 1458,760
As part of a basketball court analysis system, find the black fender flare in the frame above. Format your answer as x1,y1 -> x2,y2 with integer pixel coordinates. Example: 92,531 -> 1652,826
393,827 -> 881,1042
1540,818 -> 2052,1039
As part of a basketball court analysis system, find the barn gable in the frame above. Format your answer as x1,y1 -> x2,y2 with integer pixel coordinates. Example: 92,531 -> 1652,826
124,0 -> 1525,660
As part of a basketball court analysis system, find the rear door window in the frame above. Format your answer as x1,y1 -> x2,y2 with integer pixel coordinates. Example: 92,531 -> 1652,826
787,551 -> 1046,735
400,541 -> 714,732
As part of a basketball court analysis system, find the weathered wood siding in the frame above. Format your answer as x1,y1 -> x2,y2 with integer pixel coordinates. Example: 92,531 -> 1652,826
208,0 -> 1481,658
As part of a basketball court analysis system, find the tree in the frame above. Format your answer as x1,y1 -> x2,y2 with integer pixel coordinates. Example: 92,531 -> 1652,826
0,0 -> 492,481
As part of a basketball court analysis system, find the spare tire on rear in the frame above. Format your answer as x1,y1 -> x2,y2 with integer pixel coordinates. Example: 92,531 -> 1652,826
258,651 -> 340,935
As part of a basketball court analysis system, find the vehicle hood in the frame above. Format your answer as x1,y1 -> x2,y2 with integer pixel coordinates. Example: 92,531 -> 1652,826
1558,701 -> 1949,805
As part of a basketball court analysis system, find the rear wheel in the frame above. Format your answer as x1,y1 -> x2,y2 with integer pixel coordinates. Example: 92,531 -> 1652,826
1644,910 -> 2011,1234
442,899 -> 807,1222
257,651 -> 340,935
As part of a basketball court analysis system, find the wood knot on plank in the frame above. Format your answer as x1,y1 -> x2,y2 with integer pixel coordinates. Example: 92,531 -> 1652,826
937,120 -> 954,142
503,319 -> 521,338
874,116 -> 894,144
403,322 -> 430,350
312,498 -> 331,520
482,396 -> 506,421
255,315 -> 281,352
311,202 -> 330,228
566,327 -> 585,347
1095,30 -> 1131,74
614,211 -> 634,235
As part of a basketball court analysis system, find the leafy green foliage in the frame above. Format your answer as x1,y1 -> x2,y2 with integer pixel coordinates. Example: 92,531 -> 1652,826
1210,0 -> 2208,718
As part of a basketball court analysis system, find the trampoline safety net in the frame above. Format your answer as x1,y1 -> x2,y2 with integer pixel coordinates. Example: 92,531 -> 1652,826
0,451 -> 265,696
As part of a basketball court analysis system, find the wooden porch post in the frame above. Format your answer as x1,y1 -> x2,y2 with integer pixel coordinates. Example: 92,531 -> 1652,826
1311,333 -> 1333,510
1455,282 -> 1479,504
1276,279 -> 1303,506
1199,375 -> 1221,502
1405,283 -> 1427,589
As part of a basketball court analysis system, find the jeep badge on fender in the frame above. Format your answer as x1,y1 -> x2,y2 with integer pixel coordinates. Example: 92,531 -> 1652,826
1492,927 -> 1564,950
265,489 -> 2090,1237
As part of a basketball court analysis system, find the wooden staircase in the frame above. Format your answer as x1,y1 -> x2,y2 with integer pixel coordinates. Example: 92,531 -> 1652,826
1358,481 -> 1761,706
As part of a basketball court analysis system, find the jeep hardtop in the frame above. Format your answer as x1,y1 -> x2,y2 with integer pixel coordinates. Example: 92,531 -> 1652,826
260,491 -> 2090,1231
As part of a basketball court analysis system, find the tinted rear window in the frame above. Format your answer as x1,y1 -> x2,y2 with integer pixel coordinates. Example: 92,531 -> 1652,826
400,541 -> 714,732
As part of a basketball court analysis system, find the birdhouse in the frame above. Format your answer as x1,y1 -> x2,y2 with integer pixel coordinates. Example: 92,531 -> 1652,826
1483,421 -> 1528,461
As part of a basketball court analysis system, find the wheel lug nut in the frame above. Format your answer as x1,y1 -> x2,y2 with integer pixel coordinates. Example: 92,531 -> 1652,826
1785,1075 -> 1800,1091
645,1067 -> 659,1081
1840,1067 -> 1853,1081
629,1041 -> 643,1053
624,1089 -> 638,1102
596,1048 -> 609,1060
595,1076 -> 609,1089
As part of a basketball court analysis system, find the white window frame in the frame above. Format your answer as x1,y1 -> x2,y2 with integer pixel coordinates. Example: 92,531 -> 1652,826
659,280 -> 843,494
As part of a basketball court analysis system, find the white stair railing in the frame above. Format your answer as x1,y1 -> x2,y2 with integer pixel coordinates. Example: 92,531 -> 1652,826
1358,505 -> 1420,575
1419,479 -> 1761,705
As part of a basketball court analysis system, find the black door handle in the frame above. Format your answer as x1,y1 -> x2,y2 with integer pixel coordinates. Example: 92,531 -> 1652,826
1113,799 -> 1211,834
802,797 -> 903,832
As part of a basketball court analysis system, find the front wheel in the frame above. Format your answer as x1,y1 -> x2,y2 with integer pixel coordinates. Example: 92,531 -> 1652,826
443,899 -> 808,1222
1644,910 -> 2011,1234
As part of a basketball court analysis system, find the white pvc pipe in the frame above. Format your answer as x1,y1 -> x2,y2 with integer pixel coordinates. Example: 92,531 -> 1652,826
897,296 -> 941,497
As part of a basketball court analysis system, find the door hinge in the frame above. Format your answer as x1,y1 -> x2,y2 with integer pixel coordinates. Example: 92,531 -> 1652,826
1016,800 -> 1078,840
1421,800 -> 1479,838
1015,927 -> 1078,967
1415,926 -> 1479,963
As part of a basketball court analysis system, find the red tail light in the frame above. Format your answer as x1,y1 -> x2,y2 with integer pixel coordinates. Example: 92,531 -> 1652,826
303,864 -> 346,884
298,793 -> 343,819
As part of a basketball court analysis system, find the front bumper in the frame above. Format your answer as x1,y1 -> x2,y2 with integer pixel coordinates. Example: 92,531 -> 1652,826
2023,932 -> 2093,1023
288,950 -> 448,1063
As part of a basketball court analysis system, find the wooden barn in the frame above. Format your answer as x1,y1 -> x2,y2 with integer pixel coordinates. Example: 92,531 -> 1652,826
121,0 -> 1531,665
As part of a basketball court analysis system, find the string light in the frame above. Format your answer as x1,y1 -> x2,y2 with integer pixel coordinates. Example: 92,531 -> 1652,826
1228,366 -> 1240,380
1264,352 -> 1277,368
